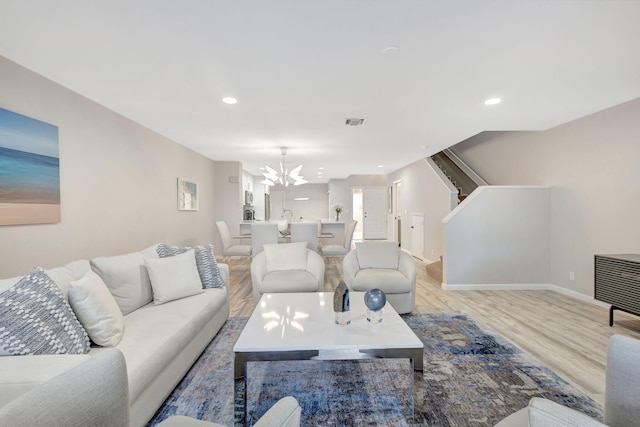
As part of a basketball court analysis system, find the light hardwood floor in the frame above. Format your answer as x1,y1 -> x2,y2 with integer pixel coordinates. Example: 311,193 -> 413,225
225,255 -> 640,404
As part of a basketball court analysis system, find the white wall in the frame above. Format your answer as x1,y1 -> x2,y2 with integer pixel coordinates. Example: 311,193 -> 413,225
443,186 -> 550,288
0,55 -> 218,278
278,183 -> 328,221
451,97 -> 640,297
213,161 -> 243,253
388,159 -> 456,262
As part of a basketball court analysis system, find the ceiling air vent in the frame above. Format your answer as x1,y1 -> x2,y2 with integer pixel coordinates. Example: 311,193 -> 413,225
345,118 -> 366,126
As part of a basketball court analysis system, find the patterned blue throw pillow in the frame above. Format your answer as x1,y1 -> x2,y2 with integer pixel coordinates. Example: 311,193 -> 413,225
0,267 -> 91,355
156,243 -> 225,289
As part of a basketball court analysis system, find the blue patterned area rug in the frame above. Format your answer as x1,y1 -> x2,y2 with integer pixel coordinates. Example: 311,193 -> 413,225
147,314 -> 603,426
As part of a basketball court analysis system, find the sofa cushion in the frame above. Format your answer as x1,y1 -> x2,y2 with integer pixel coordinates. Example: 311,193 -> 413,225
260,270 -> 320,293
264,242 -> 308,272
351,269 -> 412,294
106,288 -> 228,403
156,243 -> 224,289
90,251 -> 154,315
0,260 -> 90,300
68,271 -> 125,347
355,242 -> 399,269
45,260 -> 92,301
146,250 -> 203,304
0,267 -> 90,356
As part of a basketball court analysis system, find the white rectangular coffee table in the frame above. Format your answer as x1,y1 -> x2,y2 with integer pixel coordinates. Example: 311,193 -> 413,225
233,292 -> 424,380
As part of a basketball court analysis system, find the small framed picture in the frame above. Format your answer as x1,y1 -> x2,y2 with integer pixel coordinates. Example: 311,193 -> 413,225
177,178 -> 199,211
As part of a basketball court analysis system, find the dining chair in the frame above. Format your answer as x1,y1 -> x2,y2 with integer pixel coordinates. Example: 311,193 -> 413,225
319,220 -> 357,256
251,223 -> 279,256
290,222 -> 319,251
215,221 -> 251,262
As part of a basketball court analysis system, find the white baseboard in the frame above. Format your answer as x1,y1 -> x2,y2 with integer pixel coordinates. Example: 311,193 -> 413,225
441,282 -> 609,308
547,283 -> 609,308
441,283 -> 550,291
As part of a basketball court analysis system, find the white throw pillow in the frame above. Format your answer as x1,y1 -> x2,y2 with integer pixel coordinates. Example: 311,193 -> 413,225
68,271 -> 125,347
90,251 -> 153,315
145,249 -> 203,304
355,241 -> 399,269
264,242 -> 308,272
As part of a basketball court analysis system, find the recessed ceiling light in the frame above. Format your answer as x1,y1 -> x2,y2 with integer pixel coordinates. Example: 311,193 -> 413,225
294,197 -> 309,201
484,97 -> 501,106
318,167 -> 324,170
377,164 -> 384,168
222,97 -> 238,104
382,46 -> 399,58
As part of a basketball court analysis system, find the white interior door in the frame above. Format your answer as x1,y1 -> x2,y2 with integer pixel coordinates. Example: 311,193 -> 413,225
410,212 -> 424,259
363,188 -> 388,240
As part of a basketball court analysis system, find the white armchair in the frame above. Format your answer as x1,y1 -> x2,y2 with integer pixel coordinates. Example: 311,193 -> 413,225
343,241 -> 416,314
251,242 -> 325,302
495,334 -> 640,427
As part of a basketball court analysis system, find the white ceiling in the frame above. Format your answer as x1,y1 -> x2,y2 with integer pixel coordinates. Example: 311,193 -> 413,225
1,1 -> 640,183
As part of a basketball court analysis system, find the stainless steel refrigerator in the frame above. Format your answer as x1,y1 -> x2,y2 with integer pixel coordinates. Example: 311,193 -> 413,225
264,193 -> 271,221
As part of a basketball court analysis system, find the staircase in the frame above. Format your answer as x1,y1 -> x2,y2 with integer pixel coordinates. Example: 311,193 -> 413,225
426,256 -> 443,283
431,149 -> 485,203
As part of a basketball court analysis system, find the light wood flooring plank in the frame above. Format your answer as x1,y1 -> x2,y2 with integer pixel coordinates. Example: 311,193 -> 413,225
223,255 -> 640,404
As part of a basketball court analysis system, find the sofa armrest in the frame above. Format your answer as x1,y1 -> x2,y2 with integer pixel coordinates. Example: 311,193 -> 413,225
0,349 -> 129,427
0,354 -> 92,408
158,396 -> 301,427
306,250 -> 325,291
494,397 -> 605,427
342,250 -> 359,287
255,396 -> 301,427
398,251 -> 417,286
218,263 -> 229,287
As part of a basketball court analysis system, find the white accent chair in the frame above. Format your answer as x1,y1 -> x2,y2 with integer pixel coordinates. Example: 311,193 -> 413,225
251,242 -> 325,302
495,334 -> 640,427
251,223 -> 278,256
343,241 -> 416,314
215,221 -> 251,262
0,348 -> 302,427
320,220 -> 357,256
290,222 -> 319,251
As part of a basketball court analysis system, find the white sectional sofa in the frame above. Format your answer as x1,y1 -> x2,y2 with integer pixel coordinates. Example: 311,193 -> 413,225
0,244 -> 230,427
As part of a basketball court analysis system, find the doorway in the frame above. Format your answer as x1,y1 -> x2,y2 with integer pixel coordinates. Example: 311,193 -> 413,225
351,189 -> 363,241
353,187 -> 388,240
393,180 -> 402,247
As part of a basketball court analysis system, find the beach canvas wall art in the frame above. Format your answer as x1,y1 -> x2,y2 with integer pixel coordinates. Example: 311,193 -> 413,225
0,108 -> 60,225
177,178 -> 198,211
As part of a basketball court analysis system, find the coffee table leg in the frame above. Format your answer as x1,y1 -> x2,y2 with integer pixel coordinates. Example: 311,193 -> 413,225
411,348 -> 423,371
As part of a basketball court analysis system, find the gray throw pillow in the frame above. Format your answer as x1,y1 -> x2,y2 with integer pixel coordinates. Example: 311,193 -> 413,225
0,267 -> 90,355
156,243 -> 225,288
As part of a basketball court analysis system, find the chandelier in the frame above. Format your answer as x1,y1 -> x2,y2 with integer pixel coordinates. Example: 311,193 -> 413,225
260,147 -> 308,187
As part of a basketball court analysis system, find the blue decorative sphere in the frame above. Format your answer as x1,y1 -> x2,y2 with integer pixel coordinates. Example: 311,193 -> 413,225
364,289 -> 386,311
